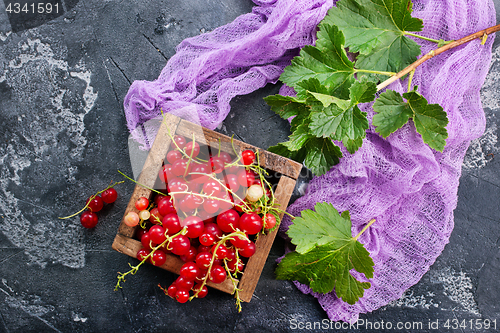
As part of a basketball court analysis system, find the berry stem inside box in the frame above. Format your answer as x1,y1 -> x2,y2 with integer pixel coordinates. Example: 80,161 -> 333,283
112,113 -> 301,308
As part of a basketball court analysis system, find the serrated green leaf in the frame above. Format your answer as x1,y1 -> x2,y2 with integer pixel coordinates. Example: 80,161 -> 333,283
303,138 -> 342,176
263,94 -> 307,120
280,24 -> 355,100
308,79 -> 373,141
309,102 -> 368,142
296,78 -> 330,101
349,77 -> 377,104
283,124 -> 314,151
373,90 -> 448,151
296,78 -> 352,110
324,0 -> 423,73
268,143 -> 308,164
372,90 -> 413,138
403,91 -> 448,152
287,202 -> 352,253
342,136 -> 364,154
276,203 -> 374,304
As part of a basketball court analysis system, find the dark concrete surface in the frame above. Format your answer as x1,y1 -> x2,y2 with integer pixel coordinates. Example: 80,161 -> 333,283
0,1 -> 499,332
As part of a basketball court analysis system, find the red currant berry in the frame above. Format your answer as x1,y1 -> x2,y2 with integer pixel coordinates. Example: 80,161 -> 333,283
197,244 -> 211,253
193,283 -> 208,298
217,191 -> 235,212
180,262 -> 200,281
182,193 -> 203,211
135,228 -> 147,240
162,213 -> 182,235
241,149 -> 256,165
216,209 -> 240,233
136,248 -> 150,262
225,247 -> 236,262
151,250 -> 167,266
202,180 -> 222,197
227,258 -> 244,273
209,156 -> 225,173
263,213 -> 277,229
173,135 -> 187,149
80,211 -> 98,228
170,235 -> 191,256
167,283 -> 177,298
149,225 -> 167,244
195,251 -> 212,269
175,276 -> 194,290
230,234 -> 250,249
195,269 -> 208,283
212,244 -> 228,260
203,223 -> 222,239
141,232 -> 154,250
101,188 -> 118,204
199,233 -> 215,246
148,208 -> 163,224
225,173 -> 240,192
157,196 -> 176,216
190,163 -> 210,184
168,178 -> 188,197
202,198 -> 220,215
166,150 -> 183,164
180,246 -> 197,263
182,216 -> 204,239
172,159 -> 192,177
237,169 -> 255,187
135,197 -> 149,211
159,164 -> 175,183
175,289 -> 190,303
184,141 -> 200,158
209,265 -> 227,284
87,196 -> 104,212
218,151 -> 233,164
198,211 -> 215,224
239,212 -> 263,235
239,240 -> 256,258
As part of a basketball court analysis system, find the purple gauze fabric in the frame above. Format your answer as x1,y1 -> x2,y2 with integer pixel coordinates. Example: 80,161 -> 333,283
123,0 -> 496,323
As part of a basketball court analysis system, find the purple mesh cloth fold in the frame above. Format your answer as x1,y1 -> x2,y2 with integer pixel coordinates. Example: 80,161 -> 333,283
123,0 -> 496,323
124,0 -> 334,148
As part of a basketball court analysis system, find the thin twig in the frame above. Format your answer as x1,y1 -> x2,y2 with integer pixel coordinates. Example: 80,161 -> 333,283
377,24 -> 500,91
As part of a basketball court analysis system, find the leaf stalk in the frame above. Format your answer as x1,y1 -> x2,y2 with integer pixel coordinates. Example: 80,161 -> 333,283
354,218 -> 376,241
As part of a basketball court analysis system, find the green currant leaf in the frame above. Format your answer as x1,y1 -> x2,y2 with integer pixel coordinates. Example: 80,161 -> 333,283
403,91 -> 448,152
372,90 -> 414,138
308,79 -> 374,142
287,202 -> 352,253
276,203 -> 374,304
342,136 -> 364,154
283,123 -> 314,151
280,24 -> 356,100
263,94 -> 307,120
268,143 -> 308,164
373,90 -> 448,151
324,0 -> 423,73
303,138 -> 343,176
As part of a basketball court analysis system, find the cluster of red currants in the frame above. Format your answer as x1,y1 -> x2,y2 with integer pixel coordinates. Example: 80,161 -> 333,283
79,188 -> 118,228
120,134 -> 279,304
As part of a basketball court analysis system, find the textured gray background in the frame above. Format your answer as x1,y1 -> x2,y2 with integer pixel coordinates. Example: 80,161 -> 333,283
0,1 -> 499,332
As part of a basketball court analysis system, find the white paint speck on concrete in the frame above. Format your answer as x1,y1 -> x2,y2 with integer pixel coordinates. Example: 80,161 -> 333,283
430,267 -> 480,316
0,31 -> 98,268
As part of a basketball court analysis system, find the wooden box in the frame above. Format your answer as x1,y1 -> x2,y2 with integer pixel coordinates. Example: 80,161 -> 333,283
112,113 -> 301,302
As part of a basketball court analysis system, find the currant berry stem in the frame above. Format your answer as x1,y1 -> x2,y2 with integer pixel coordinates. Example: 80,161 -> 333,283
58,181 -> 124,219
117,170 -> 166,197
115,227 -> 188,291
